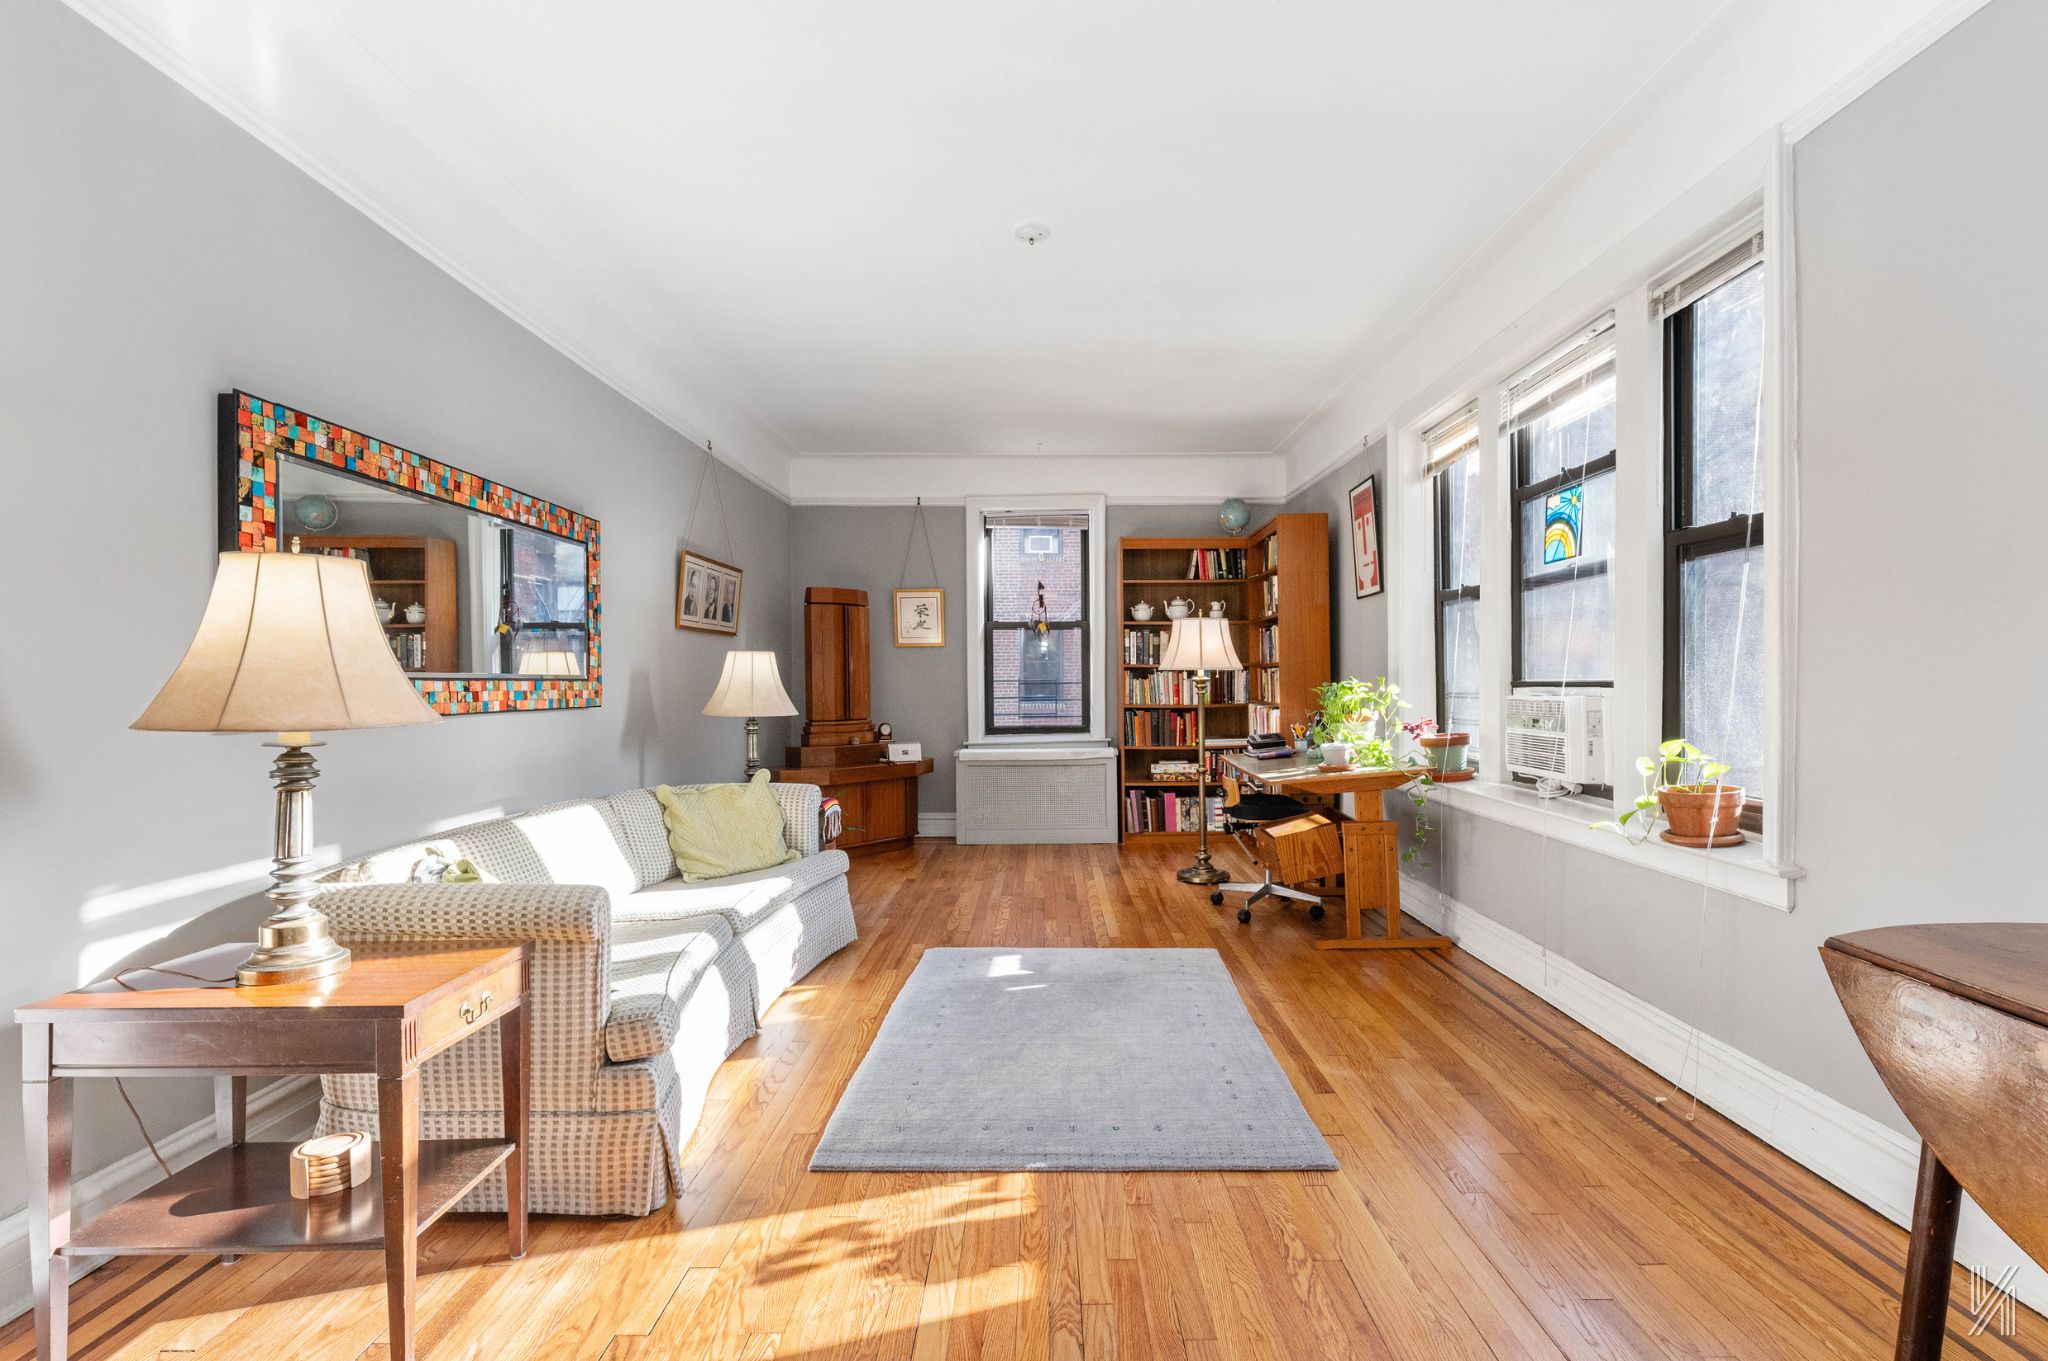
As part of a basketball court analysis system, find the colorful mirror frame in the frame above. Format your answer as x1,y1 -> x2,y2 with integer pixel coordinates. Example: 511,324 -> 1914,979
218,390 -> 602,716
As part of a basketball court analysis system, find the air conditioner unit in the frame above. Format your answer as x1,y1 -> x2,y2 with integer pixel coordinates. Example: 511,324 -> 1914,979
1504,693 -> 1608,788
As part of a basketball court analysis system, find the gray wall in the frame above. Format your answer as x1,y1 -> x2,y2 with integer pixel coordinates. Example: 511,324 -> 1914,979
0,0 -> 794,1214
1406,0 -> 2048,1137
790,501 -> 1281,816
1285,438 -> 1391,685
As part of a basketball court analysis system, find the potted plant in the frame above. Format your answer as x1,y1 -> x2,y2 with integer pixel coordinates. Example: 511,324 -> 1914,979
1595,739 -> 1743,847
1308,678 -> 1439,863
1410,719 -> 1473,782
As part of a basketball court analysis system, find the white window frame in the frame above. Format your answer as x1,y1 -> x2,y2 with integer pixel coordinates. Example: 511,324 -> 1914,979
1387,140 -> 1799,910
964,494 -> 1110,746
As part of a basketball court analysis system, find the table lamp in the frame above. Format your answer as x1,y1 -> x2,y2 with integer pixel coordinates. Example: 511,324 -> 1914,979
1158,616 -> 1243,885
133,548 -> 439,985
704,650 -> 797,777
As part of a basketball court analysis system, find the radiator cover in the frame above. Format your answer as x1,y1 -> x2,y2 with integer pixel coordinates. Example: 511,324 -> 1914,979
954,747 -> 1119,844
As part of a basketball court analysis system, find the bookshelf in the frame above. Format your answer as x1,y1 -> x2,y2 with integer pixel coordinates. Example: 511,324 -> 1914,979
300,534 -> 459,672
1116,513 -> 1330,842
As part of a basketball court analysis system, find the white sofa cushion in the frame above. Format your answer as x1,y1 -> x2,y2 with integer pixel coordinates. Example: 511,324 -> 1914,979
604,911 -> 735,1063
509,801 -> 641,905
622,849 -> 851,931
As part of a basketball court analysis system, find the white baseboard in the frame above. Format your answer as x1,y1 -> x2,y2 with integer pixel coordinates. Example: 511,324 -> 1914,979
917,813 -> 956,839
0,1076 -> 322,1324
1399,876 -> 2048,1316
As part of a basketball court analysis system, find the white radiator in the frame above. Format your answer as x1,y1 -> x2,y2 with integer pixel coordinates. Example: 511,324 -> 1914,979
954,746 -> 1119,844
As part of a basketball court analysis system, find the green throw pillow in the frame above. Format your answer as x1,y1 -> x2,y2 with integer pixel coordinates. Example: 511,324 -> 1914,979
654,770 -> 800,882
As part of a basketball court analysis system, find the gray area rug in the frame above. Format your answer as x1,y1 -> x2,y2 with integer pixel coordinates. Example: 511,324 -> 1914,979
811,947 -> 1337,1171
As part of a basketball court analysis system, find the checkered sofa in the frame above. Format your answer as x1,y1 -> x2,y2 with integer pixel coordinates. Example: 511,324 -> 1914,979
307,782 -> 854,1216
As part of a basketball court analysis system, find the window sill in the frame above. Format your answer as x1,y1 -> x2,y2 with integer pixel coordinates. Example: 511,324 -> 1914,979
1422,777 -> 1800,911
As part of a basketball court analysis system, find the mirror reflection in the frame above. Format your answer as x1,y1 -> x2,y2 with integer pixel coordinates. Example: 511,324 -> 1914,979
281,460 -> 590,679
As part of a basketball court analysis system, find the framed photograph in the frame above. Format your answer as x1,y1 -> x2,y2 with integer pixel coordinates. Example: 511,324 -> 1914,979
677,551 -> 742,634
893,587 -> 945,647
1349,474 -> 1382,599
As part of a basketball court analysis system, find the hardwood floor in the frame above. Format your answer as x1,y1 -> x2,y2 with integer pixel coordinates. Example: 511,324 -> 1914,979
6,839 -> 2040,1361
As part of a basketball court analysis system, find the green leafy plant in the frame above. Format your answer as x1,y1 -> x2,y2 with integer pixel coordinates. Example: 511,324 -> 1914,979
1592,738 -> 1732,846
1307,677 -> 1437,863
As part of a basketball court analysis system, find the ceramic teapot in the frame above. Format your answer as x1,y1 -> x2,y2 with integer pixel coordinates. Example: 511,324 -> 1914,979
1207,601 -> 1226,618
1165,597 -> 1194,619
374,598 -> 395,623
403,602 -> 427,625
1129,600 -> 1156,621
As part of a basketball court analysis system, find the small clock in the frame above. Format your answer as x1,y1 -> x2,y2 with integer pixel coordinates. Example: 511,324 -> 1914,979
876,722 -> 893,741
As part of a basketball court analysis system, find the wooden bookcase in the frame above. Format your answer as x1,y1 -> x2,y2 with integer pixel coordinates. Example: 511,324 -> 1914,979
301,534 -> 459,672
1116,513 -> 1330,842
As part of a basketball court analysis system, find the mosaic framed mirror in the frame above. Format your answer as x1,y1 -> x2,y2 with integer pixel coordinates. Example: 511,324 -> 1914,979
218,390 -> 602,716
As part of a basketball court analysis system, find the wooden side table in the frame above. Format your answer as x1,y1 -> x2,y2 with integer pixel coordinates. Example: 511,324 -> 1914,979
17,940 -> 530,1361
1822,924 -> 2048,1360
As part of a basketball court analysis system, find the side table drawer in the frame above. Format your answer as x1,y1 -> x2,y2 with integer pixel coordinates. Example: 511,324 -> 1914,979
415,960 -> 524,1063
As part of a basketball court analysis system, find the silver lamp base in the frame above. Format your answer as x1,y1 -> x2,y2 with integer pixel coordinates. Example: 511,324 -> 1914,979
238,738 -> 352,987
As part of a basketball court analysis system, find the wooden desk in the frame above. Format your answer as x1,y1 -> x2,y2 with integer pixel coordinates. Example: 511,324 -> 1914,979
1216,754 -> 1449,952
17,941 -> 531,1361
1822,924 -> 2048,1360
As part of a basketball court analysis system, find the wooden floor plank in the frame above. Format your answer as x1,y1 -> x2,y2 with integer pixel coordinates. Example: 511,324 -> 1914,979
10,839 -> 2041,1361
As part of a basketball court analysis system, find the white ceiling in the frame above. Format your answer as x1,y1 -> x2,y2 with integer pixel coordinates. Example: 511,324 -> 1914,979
75,0 -> 1730,483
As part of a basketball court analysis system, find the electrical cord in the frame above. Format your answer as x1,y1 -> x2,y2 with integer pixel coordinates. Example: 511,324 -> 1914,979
108,963 -> 238,1181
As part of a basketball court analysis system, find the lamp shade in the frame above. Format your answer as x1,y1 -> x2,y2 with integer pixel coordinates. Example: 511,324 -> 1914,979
133,551 -> 439,734
703,650 -> 798,718
1158,616 -> 1243,673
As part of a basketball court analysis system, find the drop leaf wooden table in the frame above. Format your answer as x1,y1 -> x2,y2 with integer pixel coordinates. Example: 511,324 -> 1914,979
17,940 -> 531,1361
1822,923 -> 2048,1360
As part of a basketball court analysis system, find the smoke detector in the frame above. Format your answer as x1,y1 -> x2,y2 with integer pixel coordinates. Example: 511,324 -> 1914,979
1013,221 -> 1051,246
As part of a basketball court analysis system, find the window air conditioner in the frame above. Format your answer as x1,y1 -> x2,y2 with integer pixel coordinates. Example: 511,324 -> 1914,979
1504,693 -> 1607,789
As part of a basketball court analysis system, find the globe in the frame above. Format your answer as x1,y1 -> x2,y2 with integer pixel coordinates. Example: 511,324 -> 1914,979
292,494 -> 340,532
1217,497 -> 1250,533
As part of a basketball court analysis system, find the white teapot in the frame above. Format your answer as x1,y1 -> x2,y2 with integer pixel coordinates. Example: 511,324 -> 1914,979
1207,601 -> 1226,618
403,602 -> 427,625
1129,601 -> 1156,621
1165,597 -> 1194,619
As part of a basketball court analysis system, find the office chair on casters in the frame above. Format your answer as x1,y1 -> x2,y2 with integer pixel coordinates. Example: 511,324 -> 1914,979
1207,788 -> 1328,924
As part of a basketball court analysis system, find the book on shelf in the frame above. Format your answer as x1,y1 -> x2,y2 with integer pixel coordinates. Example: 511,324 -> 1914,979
387,631 -> 426,671
1123,670 -> 1244,704
1249,706 -> 1280,737
1183,548 -> 1247,580
1259,535 -> 1279,574
1124,788 -> 1224,834
1123,630 -> 1165,664
1259,576 -> 1279,616
1255,623 -> 1278,663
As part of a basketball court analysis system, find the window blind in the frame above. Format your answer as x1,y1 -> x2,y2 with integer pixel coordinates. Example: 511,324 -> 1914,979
1654,232 -> 1764,316
1422,405 -> 1479,476
982,511 -> 1092,529
1502,315 -> 1616,437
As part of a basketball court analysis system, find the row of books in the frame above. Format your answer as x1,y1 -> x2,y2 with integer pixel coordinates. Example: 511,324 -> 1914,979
1249,667 -> 1279,704
1123,630 -> 1166,664
1124,709 -> 1202,746
1184,548 -> 1247,580
1258,535 -> 1280,574
1148,759 -> 1201,782
1125,671 -> 1246,704
1125,789 -> 1224,834
1254,623 -> 1279,664
387,632 -> 428,670
1258,575 -> 1280,617
1249,706 -> 1281,737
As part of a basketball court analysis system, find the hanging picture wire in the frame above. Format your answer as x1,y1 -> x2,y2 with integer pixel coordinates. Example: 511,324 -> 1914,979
892,497 -> 947,647
684,446 -> 737,564
895,496 -> 941,592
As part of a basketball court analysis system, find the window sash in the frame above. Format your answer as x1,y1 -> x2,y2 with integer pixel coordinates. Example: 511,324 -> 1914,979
1422,404 -> 1479,477
1509,396 -> 1617,688
982,518 -> 1091,733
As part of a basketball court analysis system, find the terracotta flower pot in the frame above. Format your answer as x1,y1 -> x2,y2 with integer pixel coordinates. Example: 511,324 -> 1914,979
1658,784 -> 1745,842
1418,731 -> 1470,776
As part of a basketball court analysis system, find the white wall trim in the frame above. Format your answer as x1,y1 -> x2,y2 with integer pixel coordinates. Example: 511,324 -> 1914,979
917,813 -> 957,839
0,1076 -> 321,1325
788,455 -> 1285,508
1400,876 -> 2048,1316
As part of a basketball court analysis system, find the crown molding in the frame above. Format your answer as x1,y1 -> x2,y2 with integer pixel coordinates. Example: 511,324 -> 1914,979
60,0 -> 800,501
785,453 -> 1285,507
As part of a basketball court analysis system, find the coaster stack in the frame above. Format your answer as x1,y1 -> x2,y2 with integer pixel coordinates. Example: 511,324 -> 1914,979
289,1132 -> 372,1198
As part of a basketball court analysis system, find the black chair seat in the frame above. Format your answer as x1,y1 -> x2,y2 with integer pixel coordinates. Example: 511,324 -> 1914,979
1225,793 -> 1309,824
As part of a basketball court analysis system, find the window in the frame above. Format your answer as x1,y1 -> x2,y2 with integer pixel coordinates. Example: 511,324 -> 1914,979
498,525 -> 589,676
982,512 -> 1090,733
1426,408 -> 1481,740
1506,322 -> 1616,690
1662,237 -> 1766,795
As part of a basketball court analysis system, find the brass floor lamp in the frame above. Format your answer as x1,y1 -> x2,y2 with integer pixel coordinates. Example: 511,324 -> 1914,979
1158,617 -> 1244,886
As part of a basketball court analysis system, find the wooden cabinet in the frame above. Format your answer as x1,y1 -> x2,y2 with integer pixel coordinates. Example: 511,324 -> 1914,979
801,587 -> 872,745
774,759 -> 935,855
